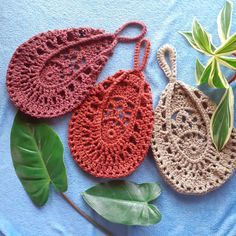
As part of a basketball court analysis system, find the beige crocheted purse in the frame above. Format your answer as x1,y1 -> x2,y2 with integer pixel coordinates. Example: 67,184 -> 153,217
152,44 -> 236,195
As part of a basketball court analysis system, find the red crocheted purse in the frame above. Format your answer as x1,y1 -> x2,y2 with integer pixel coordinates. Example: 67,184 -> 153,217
6,22 -> 146,118
68,39 -> 154,178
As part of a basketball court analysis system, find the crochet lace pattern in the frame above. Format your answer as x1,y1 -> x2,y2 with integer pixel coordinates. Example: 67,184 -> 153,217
6,22 -> 146,118
152,44 -> 236,195
68,39 -> 153,178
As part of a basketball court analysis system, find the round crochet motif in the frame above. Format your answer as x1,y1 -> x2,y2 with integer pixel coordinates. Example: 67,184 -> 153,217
68,39 -> 153,178
152,44 -> 236,195
6,22 -> 146,118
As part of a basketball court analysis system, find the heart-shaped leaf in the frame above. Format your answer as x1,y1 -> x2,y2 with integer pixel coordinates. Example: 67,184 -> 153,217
217,0 -> 233,42
82,181 -> 161,226
192,18 -> 214,55
195,58 -> 205,84
10,112 -> 68,206
215,33 -> 236,55
211,87 -> 234,151
218,56 -> 236,70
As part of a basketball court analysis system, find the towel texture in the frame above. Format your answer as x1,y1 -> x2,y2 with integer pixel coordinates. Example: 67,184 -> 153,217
0,0 -> 235,235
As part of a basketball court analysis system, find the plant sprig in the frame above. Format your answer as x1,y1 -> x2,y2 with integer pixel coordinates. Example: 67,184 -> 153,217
180,0 -> 235,151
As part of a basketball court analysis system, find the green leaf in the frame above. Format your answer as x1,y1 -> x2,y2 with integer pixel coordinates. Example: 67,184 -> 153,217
208,59 -> 228,88
192,18 -> 214,55
180,32 -> 204,53
82,181 -> 161,226
199,59 -> 214,85
217,0 -> 233,42
195,59 -> 205,84
211,87 -> 234,151
215,33 -> 236,55
10,112 -> 68,206
218,56 -> 236,70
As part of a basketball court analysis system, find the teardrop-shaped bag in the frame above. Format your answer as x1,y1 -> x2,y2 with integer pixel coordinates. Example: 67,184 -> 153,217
68,39 -> 153,178
152,44 -> 236,195
6,22 -> 146,118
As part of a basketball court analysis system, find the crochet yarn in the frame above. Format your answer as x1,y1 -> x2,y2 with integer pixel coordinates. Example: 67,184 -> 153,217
152,44 -> 236,195
68,39 -> 153,178
6,22 -> 146,118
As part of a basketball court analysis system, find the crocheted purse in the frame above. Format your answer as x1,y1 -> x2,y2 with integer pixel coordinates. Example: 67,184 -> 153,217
68,39 -> 153,178
6,22 -> 146,118
152,44 -> 236,195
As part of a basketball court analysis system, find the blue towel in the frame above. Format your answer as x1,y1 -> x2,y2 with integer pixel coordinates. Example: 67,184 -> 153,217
0,0 -> 235,235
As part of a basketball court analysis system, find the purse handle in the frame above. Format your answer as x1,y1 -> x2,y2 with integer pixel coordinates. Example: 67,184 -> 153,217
114,21 -> 147,43
157,44 -> 177,82
134,38 -> 150,71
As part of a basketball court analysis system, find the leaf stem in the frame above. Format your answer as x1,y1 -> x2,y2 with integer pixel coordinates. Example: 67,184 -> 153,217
228,73 -> 236,84
60,192 -> 113,236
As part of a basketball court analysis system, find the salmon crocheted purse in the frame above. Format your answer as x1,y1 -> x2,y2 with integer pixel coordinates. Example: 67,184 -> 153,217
152,44 -> 236,195
6,22 -> 146,118
68,39 -> 154,178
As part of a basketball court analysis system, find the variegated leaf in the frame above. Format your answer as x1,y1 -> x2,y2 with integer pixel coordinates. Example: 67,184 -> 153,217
218,56 -> 236,70
215,33 -> 236,55
195,58 -> 205,84
211,87 -> 234,151
217,0 -> 233,42
180,32 -> 204,53
208,59 -> 228,88
192,18 -> 214,55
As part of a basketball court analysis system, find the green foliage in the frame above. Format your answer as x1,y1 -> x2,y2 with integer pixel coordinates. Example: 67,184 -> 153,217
218,0 -> 233,42
181,0 -> 235,150
211,87 -> 234,151
195,58 -> 205,84
192,18 -> 214,55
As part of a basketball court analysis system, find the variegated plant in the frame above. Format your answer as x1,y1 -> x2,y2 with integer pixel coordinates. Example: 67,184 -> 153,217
181,0 -> 235,151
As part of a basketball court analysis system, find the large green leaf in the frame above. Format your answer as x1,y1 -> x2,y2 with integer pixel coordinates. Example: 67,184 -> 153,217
195,58 -> 205,84
210,87 -> 234,151
218,56 -> 236,70
215,33 -> 236,55
82,181 -> 161,226
192,18 -> 214,55
10,112 -> 68,206
217,0 -> 233,42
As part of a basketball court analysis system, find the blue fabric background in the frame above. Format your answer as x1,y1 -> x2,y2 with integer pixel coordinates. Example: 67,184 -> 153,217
0,0 -> 236,235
